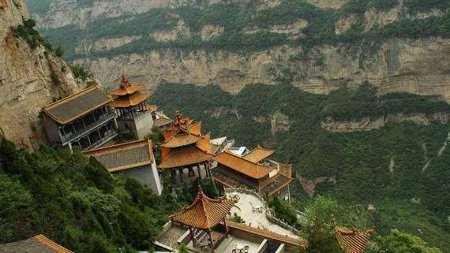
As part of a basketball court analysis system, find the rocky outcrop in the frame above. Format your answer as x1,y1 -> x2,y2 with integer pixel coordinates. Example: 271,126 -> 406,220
151,20 -> 192,42
321,112 -> 450,132
74,37 -> 450,102
299,176 -> 336,198
201,25 -> 224,40
270,110 -> 291,135
244,19 -> 308,39
75,36 -> 142,54
0,0 -> 78,149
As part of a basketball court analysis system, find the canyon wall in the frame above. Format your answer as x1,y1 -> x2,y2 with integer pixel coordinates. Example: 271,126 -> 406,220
0,0 -> 78,148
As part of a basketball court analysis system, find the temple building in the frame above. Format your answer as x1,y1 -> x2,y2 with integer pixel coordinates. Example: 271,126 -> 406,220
83,139 -> 163,195
213,146 -> 293,200
0,234 -> 73,253
171,187 -> 236,252
110,75 -> 153,139
155,187 -> 304,252
158,112 -> 214,186
42,85 -> 117,152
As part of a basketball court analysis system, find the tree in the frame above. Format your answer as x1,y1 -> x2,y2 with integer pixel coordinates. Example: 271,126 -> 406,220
368,229 -> 443,253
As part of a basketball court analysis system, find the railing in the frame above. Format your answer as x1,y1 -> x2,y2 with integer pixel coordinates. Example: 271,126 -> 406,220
85,130 -> 117,150
225,187 -> 300,234
61,113 -> 115,144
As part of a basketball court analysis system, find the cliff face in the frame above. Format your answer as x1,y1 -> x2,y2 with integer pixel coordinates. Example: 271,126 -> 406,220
0,0 -> 78,148
73,38 -> 450,99
28,0 -> 450,101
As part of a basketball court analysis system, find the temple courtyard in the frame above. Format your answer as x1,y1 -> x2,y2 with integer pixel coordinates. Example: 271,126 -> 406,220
226,190 -> 298,239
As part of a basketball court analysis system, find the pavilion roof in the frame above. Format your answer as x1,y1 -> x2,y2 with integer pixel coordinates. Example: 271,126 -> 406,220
82,139 -> 154,173
43,85 -> 111,125
110,92 -> 150,108
162,120 -> 204,148
111,74 -> 145,96
171,188 -> 235,229
0,234 -> 73,253
216,151 -> 274,179
335,227 -> 374,253
243,145 -> 275,163
159,144 -> 213,169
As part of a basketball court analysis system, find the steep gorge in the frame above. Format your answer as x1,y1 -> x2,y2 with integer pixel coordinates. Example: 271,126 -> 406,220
0,0 -> 78,148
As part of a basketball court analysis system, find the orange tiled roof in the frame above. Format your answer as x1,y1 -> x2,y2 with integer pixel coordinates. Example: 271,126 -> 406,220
43,85 -> 112,125
227,221 -> 306,248
110,92 -> 150,108
335,227 -> 374,253
159,145 -> 213,169
34,235 -> 74,253
162,133 -> 202,148
216,151 -> 274,179
83,139 -> 154,173
171,188 -> 235,229
243,146 -> 275,163
0,234 -> 74,253
111,74 -> 146,96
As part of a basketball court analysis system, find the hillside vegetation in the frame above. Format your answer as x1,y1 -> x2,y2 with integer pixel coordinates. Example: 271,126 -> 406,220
31,0 -> 450,60
0,139 -> 191,252
149,82 -> 450,250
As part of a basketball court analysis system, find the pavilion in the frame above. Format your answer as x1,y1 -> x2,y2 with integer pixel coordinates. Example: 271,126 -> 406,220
158,111 -> 214,186
170,187 -> 236,252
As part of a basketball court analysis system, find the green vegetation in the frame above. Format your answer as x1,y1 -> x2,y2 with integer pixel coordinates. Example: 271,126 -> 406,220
405,0 -> 450,14
150,82 -> 450,250
0,138 -> 191,252
269,197 -> 300,228
69,64 -> 93,81
35,0 -> 450,60
368,229 -> 443,253
228,213 -> 245,223
12,19 -> 53,50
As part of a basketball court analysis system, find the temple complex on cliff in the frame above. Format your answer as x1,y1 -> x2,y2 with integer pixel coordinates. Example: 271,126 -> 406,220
158,112 -> 214,186
110,74 -> 154,139
213,146 -> 293,200
42,85 -> 117,152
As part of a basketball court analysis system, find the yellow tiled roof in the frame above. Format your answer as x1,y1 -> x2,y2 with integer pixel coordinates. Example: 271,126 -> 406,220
243,145 -> 275,163
216,151 -> 274,179
171,188 -> 235,229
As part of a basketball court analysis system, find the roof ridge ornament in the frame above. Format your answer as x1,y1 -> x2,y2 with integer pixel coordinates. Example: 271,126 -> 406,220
120,73 -> 132,89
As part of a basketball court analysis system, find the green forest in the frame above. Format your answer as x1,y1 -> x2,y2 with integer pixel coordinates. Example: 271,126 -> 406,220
29,0 -> 450,60
149,82 -> 450,251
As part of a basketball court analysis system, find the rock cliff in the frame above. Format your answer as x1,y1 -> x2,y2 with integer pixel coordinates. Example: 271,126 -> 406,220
27,0 -> 450,101
0,0 -> 78,148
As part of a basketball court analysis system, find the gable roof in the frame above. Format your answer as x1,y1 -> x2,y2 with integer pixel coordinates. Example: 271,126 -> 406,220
43,85 -> 111,125
0,235 -> 73,253
216,151 -> 274,179
83,139 -> 154,173
171,188 -> 235,229
243,145 -> 275,163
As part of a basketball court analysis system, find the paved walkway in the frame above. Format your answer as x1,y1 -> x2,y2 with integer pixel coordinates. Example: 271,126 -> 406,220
227,190 -> 298,239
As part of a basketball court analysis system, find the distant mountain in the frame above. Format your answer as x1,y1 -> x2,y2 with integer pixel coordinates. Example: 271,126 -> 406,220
26,0 -> 450,101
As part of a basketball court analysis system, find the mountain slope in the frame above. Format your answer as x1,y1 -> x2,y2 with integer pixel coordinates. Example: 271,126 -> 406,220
27,0 -> 450,100
149,82 -> 450,250
0,0 -> 78,149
